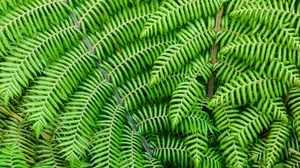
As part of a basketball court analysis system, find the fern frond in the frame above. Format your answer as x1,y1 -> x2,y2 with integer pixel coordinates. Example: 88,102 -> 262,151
280,154 -> 300,168
0,20 -> 80,104
209,71 -> 290,108
141,0 -> 222,37
150,20 -> 215,84
219,132 -> 249,168
230,0 -> 300,29
119,125 -> 144,168
118,72 -> 186,111
34,140 -> 68,168
0,0 -> 70,52
1,119 -> 36,164
90,1 -> 158,57
56,69 -> 114,162
0,143 -> 29,168
213,106 -> 240,132
254,60 -> 300,86
264,121 -> 291,167
230,106 -> 272,147
288,88 -> 300,142
255,98 -> 288,122
100,34 -> 175,86
23,44 -> 96,137
168,77 -> 205,128
184,133 -> 208,167
178,108 -> 214,135
143,153 -> 164,168
0,0 -> 32,13
201,148 -> 223,168
75,0 -> 135,33
151,135 -> 189,167
90,98 -> 125,168
134,103 -> 171,134
221,36 -> 300,67
216,56 -> 249,83
188,53 -> 213,82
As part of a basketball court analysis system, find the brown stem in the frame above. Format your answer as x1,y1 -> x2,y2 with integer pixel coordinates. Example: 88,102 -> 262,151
208,5 -> 224,98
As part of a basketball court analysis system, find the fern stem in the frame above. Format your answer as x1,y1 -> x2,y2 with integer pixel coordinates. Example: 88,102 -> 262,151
208,5 -> 224,98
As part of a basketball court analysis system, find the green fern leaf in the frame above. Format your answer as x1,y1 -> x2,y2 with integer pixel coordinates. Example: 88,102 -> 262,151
57,69 -> 114,161
151,135 -> 189,167
143,153 -> 164,168
150,20 -> 215,84
0,20 -> 80,104
169,77 -> 205,128
288,88 -> 300,142
90,98 -> 125,168
141,0 -> 222,37
184,133 -> 208,167
0,144 -> 29,168
119,125 -> 144,168
264,121 -> 291,168
209,72 -> 290,108
23,44 -> 96,137
230,0 -> 300,29
0,0 -> 70,52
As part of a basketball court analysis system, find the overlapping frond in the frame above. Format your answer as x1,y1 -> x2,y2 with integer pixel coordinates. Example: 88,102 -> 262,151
209,71 -> 290,108
34,140 -> 68,168
141,0 -> 222,37
151,135 -> 189,167
0,143 -> 29,168
56,69 -> 114,162
230,0 -> 300,29
90,98 -> 125,167
264,121 -> 291,167
100,34 -> 175,86
150,19 -> 215,84
119,125 -> 144,168
0,0 -> 69,52
288,88 -> 300,141
90,1 -> 159,57
0,19 -> 80,104
184,133 -> 208,167
23,44 -> 96,137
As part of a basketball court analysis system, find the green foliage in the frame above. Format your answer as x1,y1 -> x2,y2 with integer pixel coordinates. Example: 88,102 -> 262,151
0,0 -> 300,167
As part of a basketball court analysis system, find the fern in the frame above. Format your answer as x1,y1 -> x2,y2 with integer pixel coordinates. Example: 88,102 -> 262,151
141,0 -> 222,37
0,0 -> 299,167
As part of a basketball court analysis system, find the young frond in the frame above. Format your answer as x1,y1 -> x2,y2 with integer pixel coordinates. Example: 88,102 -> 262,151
23,44 -> 96,137
56,69 -> 114,162
0,20 -> 80,104
150,20 -> 215,84
141,0 -> 222,37
209,71 -> 290,108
